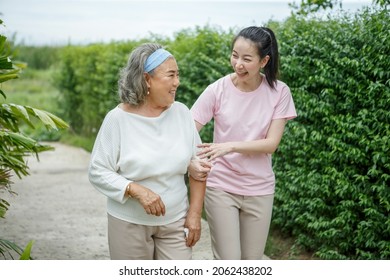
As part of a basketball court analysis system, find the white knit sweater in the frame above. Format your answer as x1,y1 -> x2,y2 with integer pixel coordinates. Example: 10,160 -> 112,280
88,102 -> 201,226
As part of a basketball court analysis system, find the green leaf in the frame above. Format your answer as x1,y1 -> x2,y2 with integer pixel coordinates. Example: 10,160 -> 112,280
0,198 -> 10,218
0,73 -> 19,83
19,240 -> 34,260
0,238 -> 23,259
0,88 -> 6,99
0,55 -> 13,69
8,103 -> 34,128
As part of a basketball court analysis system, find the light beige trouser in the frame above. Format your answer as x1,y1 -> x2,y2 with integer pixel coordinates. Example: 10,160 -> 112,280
205,187 -> 274,260
107,214 -> 191,260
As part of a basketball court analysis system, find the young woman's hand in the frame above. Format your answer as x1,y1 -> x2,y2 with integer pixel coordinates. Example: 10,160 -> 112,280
188,158 -> 212,181
197,142 -> 233,161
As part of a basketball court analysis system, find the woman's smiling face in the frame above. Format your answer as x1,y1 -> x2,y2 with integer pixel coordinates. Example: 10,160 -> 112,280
147,57 -> 180,109
230,37 -> 262,81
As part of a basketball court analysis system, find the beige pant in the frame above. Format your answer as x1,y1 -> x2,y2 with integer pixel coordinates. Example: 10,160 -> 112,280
205,187 -> 274,260
107,214 -> 191,260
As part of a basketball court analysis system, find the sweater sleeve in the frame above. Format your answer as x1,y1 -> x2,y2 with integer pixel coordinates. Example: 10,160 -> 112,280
88,110 -> 130,204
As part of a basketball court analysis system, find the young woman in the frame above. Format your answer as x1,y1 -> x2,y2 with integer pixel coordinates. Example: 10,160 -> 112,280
189,26 -> 297,259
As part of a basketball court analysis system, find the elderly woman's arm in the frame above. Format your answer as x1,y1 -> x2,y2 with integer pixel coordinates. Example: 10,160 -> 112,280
184,175 -> 206,247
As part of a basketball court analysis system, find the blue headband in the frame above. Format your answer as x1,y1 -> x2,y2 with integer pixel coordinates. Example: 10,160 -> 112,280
144,48 -> 172,73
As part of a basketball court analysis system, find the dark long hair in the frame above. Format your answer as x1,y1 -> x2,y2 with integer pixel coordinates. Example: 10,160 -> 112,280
232,26 -> 280,89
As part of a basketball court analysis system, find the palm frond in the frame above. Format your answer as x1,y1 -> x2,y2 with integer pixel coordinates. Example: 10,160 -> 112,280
0,198 -> 10,219
0,238 -> 24,260
0,103 -> 69,131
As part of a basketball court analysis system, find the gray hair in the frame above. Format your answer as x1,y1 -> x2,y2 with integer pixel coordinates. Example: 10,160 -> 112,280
118,43 -> 163,106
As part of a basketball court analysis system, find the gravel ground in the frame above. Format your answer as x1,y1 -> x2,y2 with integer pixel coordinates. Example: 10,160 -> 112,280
0,142 -> 212,260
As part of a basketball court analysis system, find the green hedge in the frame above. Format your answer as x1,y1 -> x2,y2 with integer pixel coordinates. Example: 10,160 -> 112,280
53,7 -> 389,259
54,42 -> 139,135
273,7 -> 389,259
54,27 -> 234,140
13,45 -> 61,70
170,26 -> 234,143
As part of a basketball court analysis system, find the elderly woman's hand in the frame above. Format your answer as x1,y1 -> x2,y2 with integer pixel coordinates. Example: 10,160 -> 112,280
188,158 -> 212,181
129,183 -> 166,216
184,211 -> 202,247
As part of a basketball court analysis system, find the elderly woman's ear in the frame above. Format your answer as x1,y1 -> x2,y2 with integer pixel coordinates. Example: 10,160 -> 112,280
144,72 -> 151,87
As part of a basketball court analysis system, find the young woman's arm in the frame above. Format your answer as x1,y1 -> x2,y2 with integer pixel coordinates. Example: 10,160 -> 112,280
197,118 -> 287,160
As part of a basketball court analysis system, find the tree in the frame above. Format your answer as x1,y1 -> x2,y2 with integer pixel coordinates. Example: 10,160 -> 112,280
289,0 -> 342,15
0,19 -> 68,259
289,0 -> 388,15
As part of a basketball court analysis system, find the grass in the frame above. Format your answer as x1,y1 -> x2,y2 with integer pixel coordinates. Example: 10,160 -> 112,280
1,69 -> 60,112
1,68 -> 95,147
2,68 -> 314,260
265,226 -> 315,260
1,68 -> 65,141
59,130 -> 96,152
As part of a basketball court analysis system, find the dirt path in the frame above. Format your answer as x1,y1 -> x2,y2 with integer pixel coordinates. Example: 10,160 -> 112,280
0,142 -> 212,260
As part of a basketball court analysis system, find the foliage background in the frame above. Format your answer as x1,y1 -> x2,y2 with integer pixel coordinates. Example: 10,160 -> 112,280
6,4 -> 390,260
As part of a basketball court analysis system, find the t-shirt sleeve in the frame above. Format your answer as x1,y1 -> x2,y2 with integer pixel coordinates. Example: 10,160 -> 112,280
273,84 -> 297,120
189,109 -> 202,159
177,101 -> 203,161
190,84 -> 216,125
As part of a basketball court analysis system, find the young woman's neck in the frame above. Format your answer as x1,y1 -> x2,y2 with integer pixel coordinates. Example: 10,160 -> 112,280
231,73 -> 263,92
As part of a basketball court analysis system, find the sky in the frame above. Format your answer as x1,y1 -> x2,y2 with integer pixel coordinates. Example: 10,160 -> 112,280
0,0 -> 372,46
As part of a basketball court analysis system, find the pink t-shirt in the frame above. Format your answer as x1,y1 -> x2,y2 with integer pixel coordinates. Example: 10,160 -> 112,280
191,74 -> 297,196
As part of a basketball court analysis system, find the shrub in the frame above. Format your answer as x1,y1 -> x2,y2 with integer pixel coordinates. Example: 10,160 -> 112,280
54,27 -> 234,142
54,42 -> 139,135
272,7 -> 389,259
12,45 -> 61,70
169,25 -> 234,143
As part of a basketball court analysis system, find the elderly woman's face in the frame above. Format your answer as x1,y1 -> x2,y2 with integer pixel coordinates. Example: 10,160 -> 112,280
148,57 -> 180,108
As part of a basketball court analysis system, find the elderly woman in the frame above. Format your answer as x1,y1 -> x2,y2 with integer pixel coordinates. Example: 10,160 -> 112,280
89,43 -> 206,260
